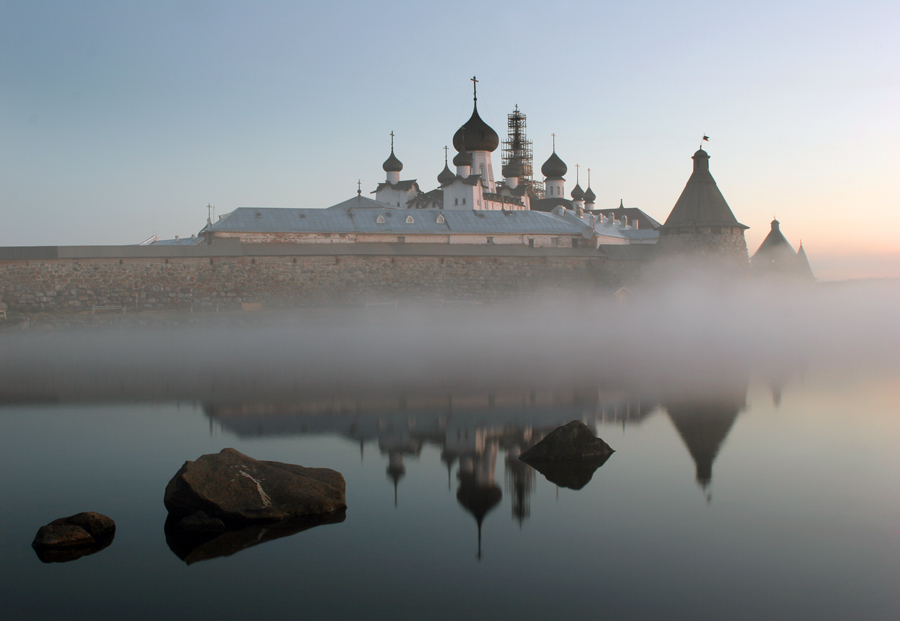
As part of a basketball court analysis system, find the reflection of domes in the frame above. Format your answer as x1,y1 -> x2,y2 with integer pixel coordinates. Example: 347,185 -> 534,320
457,471 -> 502,560
541,151 -> 567,179
453,150 -> 473,167
437,163 -> 456,185
453,105 -> 499,153
382,150 -> 403,172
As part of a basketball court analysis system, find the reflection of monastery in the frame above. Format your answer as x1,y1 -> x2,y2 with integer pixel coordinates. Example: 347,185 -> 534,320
152,79 -> 812,277
204,383 -> 748,556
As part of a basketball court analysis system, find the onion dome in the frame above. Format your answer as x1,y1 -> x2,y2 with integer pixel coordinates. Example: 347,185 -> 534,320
453,150 -> 473,167
571,184 -> 584,201
383,149 -> 403,173
541,151 -> 567,179
437,163 -> 456,185
452,105 -> 499,153
583,186 -> 596,203
502,158 -> 523,179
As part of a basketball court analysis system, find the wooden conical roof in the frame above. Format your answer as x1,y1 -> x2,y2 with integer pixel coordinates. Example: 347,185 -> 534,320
662,149 -> 747,230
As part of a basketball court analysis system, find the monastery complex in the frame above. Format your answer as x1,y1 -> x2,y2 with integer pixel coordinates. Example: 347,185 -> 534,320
0,81 -> 814,315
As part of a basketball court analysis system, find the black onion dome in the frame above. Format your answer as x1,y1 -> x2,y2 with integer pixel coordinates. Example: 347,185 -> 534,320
571,184 -> 584,201
583,186 -> 596,203
502,158 -> 523,179
383,149 -> 403,172
453,150 -> 473,166
541,151 -> 567,179
452,105 -> 499,152
437,163 -> 456,185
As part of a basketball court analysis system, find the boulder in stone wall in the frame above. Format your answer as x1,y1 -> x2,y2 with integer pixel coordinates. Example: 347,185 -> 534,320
519,420 -> 614,463
164,448 -> 346,524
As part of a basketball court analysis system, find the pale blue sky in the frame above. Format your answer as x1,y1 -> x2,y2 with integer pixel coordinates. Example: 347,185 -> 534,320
2,1 -> 898,277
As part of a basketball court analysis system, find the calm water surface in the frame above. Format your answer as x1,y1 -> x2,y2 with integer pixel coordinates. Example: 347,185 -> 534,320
1,371 -> 898,620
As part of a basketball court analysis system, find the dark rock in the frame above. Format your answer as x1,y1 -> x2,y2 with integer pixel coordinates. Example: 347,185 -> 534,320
56,512 -> 116,539
32,524 -> 94,549
164,448 -> 346,524
524,454 -> 612,490
519,420 -> 614,463
31,512 -> 116,563
165,510 -> 346,565
177,511 -> 226,532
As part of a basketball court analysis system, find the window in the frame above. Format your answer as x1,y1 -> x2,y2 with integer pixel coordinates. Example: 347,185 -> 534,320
462,198 -> 466,205
406,215 -> 414,223
528,238 -> 534,248
376,215 -> 385,224
436,214 -> 445,224
397,236 -> 405,243
454,198 -> 458,206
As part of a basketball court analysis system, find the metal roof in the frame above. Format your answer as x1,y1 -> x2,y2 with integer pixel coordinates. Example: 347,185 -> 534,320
209,204 -> 589,236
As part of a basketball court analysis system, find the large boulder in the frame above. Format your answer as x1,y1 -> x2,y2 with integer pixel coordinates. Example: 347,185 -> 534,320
164,448 -> 346,524
32,512 -> 116,563
519,421 -> 614,463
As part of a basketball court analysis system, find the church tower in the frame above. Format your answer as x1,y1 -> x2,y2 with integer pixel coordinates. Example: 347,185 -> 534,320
541,136 -> 567,198
452,77 -> 499,193
655,147 -> 749,268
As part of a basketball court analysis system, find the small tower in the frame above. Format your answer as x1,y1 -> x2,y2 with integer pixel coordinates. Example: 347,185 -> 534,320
752,219 -> 815,279
571,164 -> 585,216
583,168 -> 596,210
437,146 -> 456,187
382,131 -> 403,184
655,147 -> 749,268
541,135 -> 567,198
452,77 -> 499,193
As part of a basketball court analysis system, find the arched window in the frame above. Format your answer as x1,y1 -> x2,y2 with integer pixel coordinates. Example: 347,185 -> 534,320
436,214 -> 445,224
376,214 -> 385,224
406,215 -> 414,224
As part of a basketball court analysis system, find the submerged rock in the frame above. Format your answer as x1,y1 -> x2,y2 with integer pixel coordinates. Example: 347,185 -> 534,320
32,512 -> 116,563
519,420 -> 614,463
164,448 -> 346,524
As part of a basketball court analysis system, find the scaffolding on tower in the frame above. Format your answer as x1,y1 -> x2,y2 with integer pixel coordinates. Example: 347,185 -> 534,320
502,106 -> 544,199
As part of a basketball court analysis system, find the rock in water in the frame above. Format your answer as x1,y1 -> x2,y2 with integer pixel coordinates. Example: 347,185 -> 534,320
164,448 -> 346,523
519,421 -> 614,463
32,512 -> 117,563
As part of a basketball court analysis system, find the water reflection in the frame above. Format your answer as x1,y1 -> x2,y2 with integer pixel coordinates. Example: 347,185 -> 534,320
164,511 -> 346,565
663,384 -> 747,498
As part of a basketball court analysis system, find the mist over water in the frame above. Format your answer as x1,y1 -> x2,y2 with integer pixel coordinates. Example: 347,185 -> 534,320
2,277 -> 899,620
1,276 -> 897,402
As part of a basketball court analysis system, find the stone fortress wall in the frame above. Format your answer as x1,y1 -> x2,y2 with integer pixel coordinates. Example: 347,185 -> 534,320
0,242 -> 648,313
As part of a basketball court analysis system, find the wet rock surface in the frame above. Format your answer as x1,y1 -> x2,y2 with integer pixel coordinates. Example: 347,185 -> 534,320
32,512 -> 116,563
519,420 -> 614,463
164,448 -> 346,524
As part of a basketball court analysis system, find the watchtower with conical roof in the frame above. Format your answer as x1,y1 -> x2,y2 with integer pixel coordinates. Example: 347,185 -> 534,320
656,148 -> 749,268
751,219 -> 815,280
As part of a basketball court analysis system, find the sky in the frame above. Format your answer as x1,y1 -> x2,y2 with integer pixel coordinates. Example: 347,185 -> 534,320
1,0 -> 898,279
